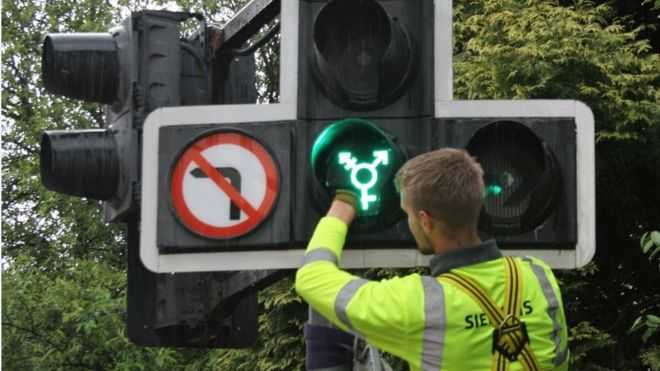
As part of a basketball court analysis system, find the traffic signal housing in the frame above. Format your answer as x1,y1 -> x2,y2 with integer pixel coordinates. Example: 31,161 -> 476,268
295,0 -> 592,268
41,18 -> 137,221
39,10 -> 269,347
42,32 -> 121,103
446,119 -> 573,245
40,11 -> 212,221
135,0 -> 594,273
294,0 -> 435,248
434,100 -> 595,268
468,121 -> 564,237
307,0 -> 417,111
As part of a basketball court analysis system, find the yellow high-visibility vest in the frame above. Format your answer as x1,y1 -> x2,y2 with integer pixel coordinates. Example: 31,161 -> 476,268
295,217 -> 569,371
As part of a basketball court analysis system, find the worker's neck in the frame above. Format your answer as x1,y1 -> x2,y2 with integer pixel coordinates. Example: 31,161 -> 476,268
432,229 -> 481,255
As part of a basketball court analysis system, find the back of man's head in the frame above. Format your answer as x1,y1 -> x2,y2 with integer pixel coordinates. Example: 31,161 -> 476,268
396,148 -> 485,231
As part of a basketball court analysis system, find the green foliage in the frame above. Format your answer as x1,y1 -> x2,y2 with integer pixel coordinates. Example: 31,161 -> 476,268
255,28 -> 281,103
203,277 -> 306,370
454,0 -> 660,141
568,321 -> 616,370
642,230 -> 660,264
253,278 -> 307,370
641,345 -> 660,371
628,231 -> 660,370
630,314 -> 660,343
1,255 -> 187,370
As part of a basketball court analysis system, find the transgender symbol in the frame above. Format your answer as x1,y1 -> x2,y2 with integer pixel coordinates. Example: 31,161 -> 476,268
338,150 -> 390,211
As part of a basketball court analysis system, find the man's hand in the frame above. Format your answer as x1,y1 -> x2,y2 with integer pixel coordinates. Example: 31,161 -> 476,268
328,190 -> 357,225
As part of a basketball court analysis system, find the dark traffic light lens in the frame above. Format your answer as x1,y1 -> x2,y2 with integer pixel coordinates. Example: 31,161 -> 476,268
310,119 -> 406,230
40,130 -> 119,200
312,0 -> 415,110
467,121 -> 561,235
42,33 -> 119,103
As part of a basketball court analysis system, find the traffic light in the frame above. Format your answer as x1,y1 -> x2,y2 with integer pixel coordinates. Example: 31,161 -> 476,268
294,0 -> 593,268
137,0 -> 434,272
137,0 -> 593,273
40,11 -> 214,221
39,9 -> 276,347
41,19 -> 136,221
467,121 -> 562,237
434,100 -> 595,268
294,0 -> 435,246
309,118 -> 407,226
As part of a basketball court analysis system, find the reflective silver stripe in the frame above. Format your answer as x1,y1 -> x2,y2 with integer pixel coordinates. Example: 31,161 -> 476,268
335,278 -> 368,333
421,276 -> 446,371
303,248 -> 338,266
523,257 -> 566,366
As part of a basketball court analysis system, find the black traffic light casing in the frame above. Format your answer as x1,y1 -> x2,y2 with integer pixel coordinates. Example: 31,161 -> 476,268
40,10 -> 266,348
433,117 -> 578,249
42,32 -> 122,104
40,11 -> 212,222
294,0 -> 435,247
41,19 -> 136,221
297,0 -> 434,117
103,15 -> 138,222
133,3 -> 593,272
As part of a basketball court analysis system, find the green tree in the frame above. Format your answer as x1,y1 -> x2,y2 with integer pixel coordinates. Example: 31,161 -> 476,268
1,256 -> 192,370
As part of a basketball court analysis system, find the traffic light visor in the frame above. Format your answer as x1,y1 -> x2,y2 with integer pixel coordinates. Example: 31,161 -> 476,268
40,130 -> 119,200
312,0 -> 415,110
42,33 -> 119,103
467,121 -> 561,235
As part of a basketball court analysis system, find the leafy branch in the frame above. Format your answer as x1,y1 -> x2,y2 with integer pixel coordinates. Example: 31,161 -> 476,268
641,230 -> 660,266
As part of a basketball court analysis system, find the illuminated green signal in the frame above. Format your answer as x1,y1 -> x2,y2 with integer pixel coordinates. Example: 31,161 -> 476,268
310,118 -> 406,226
338,150 -> 390,210
486,184 -> 503,197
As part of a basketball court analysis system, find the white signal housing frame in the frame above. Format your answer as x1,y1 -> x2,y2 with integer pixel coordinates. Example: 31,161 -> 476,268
434,100 -> 596,269
141,1 -> 593,272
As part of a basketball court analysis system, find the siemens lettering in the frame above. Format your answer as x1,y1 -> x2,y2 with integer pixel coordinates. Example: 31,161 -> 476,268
465,301 -> 534,330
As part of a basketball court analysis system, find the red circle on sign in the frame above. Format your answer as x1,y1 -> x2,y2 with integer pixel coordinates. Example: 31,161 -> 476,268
170,131 -> 280,239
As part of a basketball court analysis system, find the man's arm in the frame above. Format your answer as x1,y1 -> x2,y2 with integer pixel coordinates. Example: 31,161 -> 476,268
295,199 -> 427,365
295,200 -> 360,329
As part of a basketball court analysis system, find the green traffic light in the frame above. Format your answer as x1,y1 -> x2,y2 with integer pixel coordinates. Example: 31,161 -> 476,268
310,118 -> 406,223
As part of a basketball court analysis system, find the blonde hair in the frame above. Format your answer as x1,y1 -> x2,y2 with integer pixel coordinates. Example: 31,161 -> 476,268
396,148 -> 485,229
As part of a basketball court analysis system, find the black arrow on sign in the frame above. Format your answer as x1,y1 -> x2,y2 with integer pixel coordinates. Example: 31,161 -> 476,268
191,167 -> 242,220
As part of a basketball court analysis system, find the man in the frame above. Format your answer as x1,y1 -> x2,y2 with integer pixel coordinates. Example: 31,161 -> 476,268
295,148 -> 570,371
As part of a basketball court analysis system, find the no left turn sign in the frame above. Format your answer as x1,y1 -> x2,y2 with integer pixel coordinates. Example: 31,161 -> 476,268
170,131 -> 280,239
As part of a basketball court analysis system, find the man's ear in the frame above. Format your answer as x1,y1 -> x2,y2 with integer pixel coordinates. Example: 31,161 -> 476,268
418,210 -> 434,234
